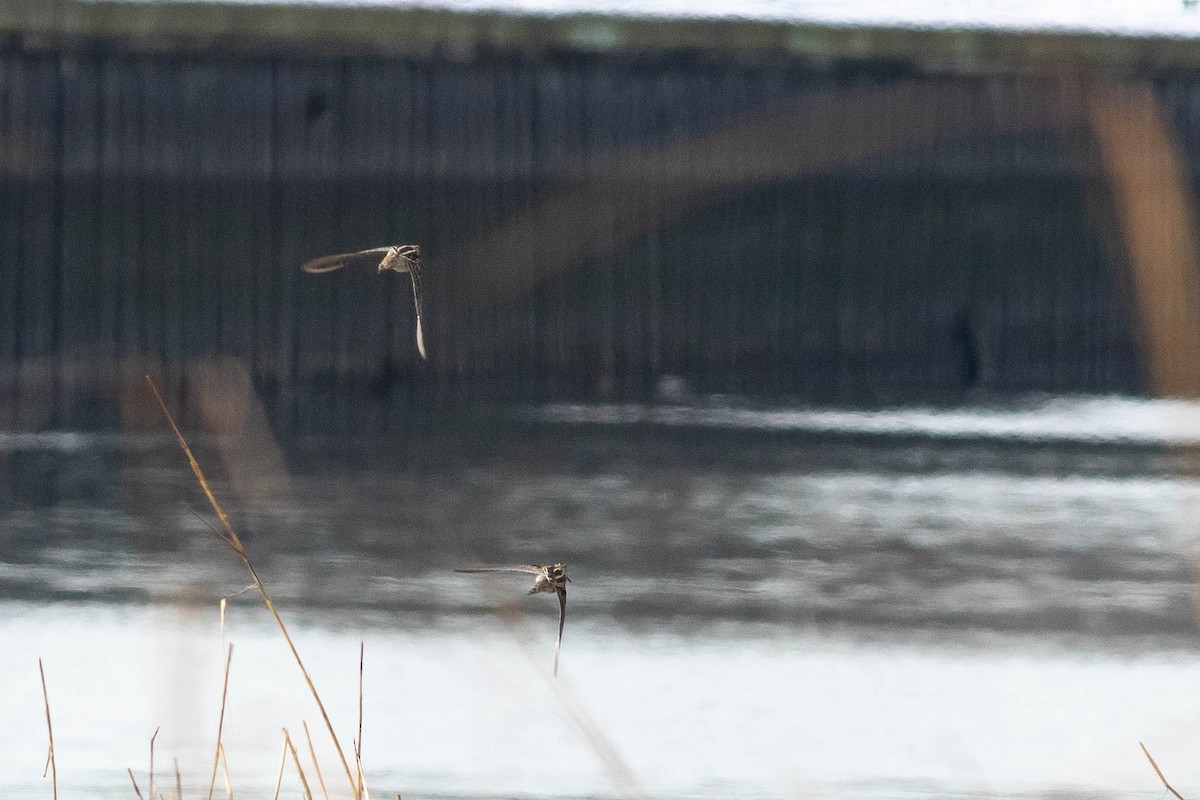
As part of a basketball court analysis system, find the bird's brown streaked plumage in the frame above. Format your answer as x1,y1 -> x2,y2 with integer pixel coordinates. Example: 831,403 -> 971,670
456,563 -> 570,676
300,244 -> 426,359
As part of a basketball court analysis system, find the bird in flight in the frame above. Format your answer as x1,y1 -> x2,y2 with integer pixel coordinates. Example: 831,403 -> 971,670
456,563 -> 570,676
300,244 -> 426,359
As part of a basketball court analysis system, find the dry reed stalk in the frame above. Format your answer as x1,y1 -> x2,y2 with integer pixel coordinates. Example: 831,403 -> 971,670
207,644 -> 234,800
455,564 -> 644,798
38,658 -> 57,800
493,590 -> 647,799
284,728 -> 315,800
146,376 -> 359,798
272,731 -> 289,800
356,641 -> 365,799
217,743 -> 234,800
129,768 -> 146,800
149,726 -> 160,800
302,721 -> 330,800
174,758 -> 183,800
1140,741 -> 1186,800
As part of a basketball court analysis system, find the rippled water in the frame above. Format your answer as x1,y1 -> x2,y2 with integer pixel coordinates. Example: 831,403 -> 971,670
2,395 -> 1200,798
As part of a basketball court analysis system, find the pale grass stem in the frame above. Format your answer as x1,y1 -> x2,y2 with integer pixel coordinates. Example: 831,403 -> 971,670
1140,741 -> 1187,800
284,728 -> 315,800
38,658 -> 57,800
303,720 -> 330,800
150,726 -> 160,800
493,590 -> 647,799
217,743 -> 234,800
464,569 -> 645,798
356,641 -> 366,798
174,758 -> 183,800
146,376 -> 359,797
129,768 -> 145,800
272,731 -> 289,800
208,644 -> 234,800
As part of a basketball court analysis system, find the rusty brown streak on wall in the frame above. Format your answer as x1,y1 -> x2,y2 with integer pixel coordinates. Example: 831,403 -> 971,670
447,81 -> 1062,310
1083,84 -> 1200,399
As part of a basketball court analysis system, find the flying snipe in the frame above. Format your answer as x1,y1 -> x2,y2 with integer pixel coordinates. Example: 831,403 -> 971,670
301,244 -> 426,359
456,563 -> 570,676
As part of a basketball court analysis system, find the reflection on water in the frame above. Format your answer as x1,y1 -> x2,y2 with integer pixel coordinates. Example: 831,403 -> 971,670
529,395 -> 1200,445
2,395 -> 1200,798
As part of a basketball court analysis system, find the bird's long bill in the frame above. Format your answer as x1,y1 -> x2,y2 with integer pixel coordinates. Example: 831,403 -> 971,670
554,585 -> 566,677
406,265 -> 426,360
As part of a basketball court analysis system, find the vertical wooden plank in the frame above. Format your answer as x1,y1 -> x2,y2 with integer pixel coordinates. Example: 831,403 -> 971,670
0,55 -> 59,428
56,54 -> 103,424
190,59 -> 274,366
501,62 -> 540,395
136,56 -> 185,374
274,59 -> 356,432
339,58 -> 423,412
0,41 -> 1175,422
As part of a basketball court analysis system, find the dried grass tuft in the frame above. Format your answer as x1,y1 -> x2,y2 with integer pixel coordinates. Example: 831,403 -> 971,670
146,376 -> 360,798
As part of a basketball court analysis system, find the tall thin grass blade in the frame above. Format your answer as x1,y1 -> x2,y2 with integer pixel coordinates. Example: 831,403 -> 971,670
1140,741 -> 1187,800
207,644 -> 234,800
303,720 -> 330,800
217,743 -> 234,800
493,588 -> 647,799
147,376 -> 358,797
129,768 -> 146,800
284,728 -> 315,800
38,658 -> 57,800
149,726 -> 160,800
356,641 -> 365,800
272,731 -> 289,800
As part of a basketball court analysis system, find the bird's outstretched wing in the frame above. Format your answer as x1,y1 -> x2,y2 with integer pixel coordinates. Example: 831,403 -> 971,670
300,246 -> 395,274
553,582 -> 566,677
455,565 -> 544,575
302,244 -> 428,360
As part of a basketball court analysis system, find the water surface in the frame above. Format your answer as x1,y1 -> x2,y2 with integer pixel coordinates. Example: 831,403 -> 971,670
2,395 -> 1200,798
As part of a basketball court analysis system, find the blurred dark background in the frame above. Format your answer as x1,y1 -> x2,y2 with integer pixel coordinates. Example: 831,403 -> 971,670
6,3 -> 1198,441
